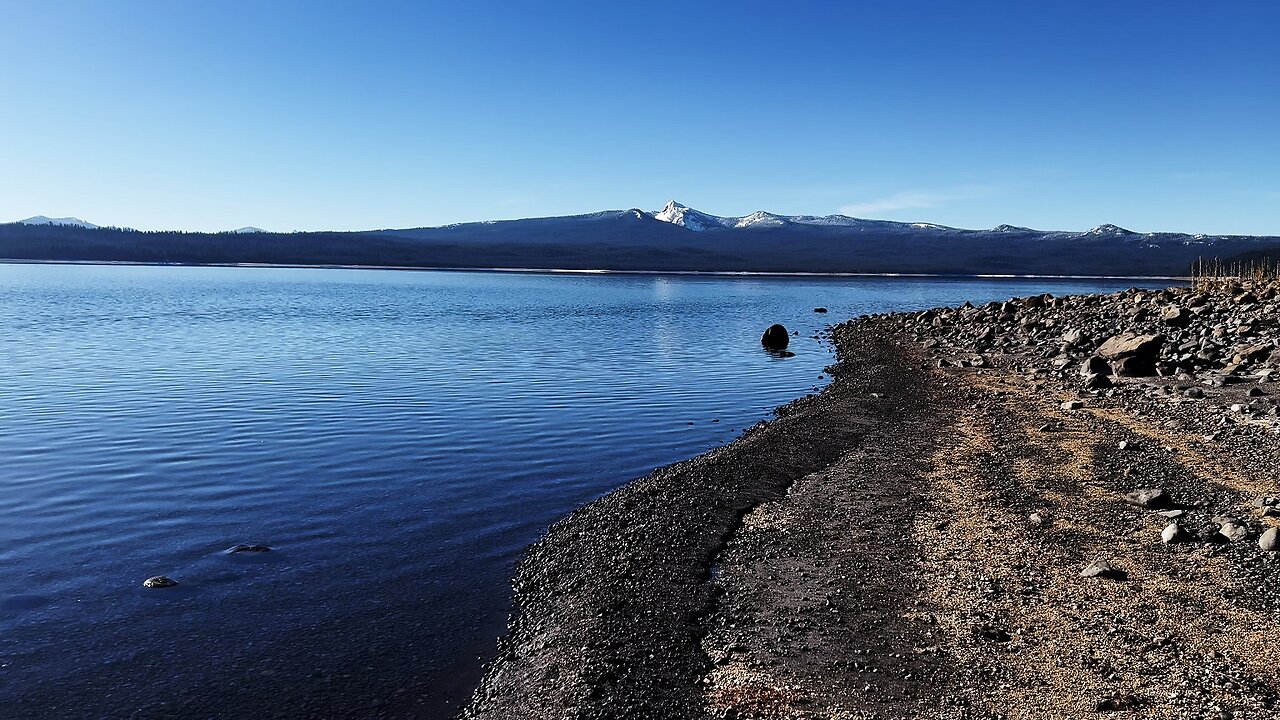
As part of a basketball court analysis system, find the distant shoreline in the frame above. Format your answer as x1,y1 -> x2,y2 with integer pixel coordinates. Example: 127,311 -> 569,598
0,258 -> 1191,282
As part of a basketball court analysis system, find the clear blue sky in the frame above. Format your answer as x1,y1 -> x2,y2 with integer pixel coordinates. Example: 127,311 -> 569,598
1,1 -> 1277,234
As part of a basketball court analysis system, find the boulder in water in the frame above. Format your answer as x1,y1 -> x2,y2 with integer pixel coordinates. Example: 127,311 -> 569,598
761,324 -> 789,350
142,575 -> 178,589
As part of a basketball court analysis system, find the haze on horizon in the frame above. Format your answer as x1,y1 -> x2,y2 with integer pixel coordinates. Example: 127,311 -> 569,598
1,1 -> 1276,236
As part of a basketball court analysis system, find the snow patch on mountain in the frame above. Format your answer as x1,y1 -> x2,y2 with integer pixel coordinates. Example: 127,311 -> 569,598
652,201 -> 970,232
1087,224 -> 1136,236
734,211 -> 787,228
19,215 -> 99,229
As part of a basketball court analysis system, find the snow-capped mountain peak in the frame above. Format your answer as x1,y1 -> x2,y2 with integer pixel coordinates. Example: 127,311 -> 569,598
653,200 -> 728,231
231,226 -> 266,234
650,202 -> 918,232
1087,223 -> 1136,236
19,215 -> 99,229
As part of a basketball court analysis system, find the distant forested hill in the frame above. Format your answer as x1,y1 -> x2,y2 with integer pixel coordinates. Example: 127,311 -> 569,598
3,205 -> 1278,276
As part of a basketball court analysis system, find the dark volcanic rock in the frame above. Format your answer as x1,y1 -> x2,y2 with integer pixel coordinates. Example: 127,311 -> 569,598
142,575 -> 178,589
1081,355 -> 1113,376
761,323 -> 790,350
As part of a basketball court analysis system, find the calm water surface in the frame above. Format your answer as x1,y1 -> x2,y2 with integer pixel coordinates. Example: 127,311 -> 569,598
0,265 -> 1163,718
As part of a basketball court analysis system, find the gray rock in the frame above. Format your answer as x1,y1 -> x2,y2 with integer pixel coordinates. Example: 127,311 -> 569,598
1081,558 -> 1126,580
1061,400 -> 1084,411
1123,487 -> 1169,509
1062,328 -> 1087,346
143,575 -> 178,589
1161,522 -> 1185,544
1260,527 -> 1279,551
1161,306 -> 1190,328
1097,333 -> 1165,376
1219,522 -> 1249,543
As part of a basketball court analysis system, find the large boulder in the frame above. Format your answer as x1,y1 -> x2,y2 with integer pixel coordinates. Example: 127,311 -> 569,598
1096,333 -> 1164,376
761,324 -> 789,350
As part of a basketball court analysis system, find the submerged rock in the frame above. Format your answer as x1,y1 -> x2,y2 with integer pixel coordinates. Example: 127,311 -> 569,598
142,575 -> 178,589
761,324 -> 790,350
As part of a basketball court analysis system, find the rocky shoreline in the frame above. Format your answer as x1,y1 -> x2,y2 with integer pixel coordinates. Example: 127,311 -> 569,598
463,280 -> 1280,720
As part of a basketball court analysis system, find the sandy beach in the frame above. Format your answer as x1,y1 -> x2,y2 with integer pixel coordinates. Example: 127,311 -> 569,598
465,281 -> 1280,719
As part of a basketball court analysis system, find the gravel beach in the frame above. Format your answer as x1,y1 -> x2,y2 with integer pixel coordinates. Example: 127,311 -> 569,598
465,280 -> 1280,720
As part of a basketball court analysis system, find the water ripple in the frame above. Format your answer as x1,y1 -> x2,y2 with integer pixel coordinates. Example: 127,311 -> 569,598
0,264 -> 1162,718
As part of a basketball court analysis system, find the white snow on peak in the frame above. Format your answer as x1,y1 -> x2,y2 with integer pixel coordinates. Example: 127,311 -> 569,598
649,202 -> 962,232
655,198 -> 716,229
654,200 -> 727,231
19,215 -> 99,229
1086,223 -> 1135,236
734,210 -> 787,228
654,200 -> 687,224
231,226 -> 266,234
653,202 -> 864,231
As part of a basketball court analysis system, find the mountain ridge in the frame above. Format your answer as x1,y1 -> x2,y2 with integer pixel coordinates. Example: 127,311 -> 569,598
3,202 -> 1249,239
2,201 -> 1277,277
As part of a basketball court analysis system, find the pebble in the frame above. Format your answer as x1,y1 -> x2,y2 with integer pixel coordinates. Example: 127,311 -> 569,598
1081,558 -> 1126,580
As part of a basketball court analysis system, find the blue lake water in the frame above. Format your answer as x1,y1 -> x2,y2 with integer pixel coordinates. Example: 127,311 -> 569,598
0,264 -> 1164,718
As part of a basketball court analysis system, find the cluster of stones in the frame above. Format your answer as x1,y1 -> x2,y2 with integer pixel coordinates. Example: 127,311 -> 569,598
871,279 -> 1280,577
1119,484 -> 1280,551
141,543 -> 272,589
891,280 -> 1280,426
